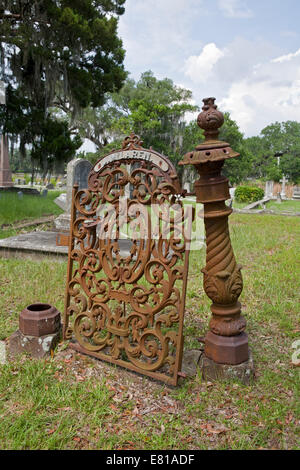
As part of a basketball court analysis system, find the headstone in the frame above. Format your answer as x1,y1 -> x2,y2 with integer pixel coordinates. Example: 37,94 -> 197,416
280,176 -> 288,199
67,158 -> 93,206
276,192 -> 282,204
0,135 -> 13,188
293,186 -> 300,200
183,182 -> 191,193
265,181 -> 274,198
41,189 -> 48,197
17,191 -> 23,199
0,83 -> 13,188
54,158 -> 93,232
46,183 -> 54,190
182,165 -> 197,194
54,193 -> 67,211
0,80 -> 5,105
229,187 -> 236,199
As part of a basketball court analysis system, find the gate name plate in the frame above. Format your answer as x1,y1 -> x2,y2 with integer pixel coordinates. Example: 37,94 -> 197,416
94,149 -> 169,173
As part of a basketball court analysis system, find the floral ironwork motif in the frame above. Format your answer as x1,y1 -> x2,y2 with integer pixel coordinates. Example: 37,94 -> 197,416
63,134 -> 191,385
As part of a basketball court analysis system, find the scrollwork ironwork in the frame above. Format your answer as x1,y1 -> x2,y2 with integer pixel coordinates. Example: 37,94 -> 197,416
63,135 -> 190,385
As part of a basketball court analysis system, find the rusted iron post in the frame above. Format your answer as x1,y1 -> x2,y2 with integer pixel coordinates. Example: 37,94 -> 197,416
8,303 -> 61,359
179,97 -> 249,365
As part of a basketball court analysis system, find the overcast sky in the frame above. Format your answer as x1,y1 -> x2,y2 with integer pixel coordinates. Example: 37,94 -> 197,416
117,0 -> 300,137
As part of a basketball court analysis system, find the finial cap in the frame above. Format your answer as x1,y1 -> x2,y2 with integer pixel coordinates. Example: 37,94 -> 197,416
197,97 -> 224,140
179,97 -> 239,166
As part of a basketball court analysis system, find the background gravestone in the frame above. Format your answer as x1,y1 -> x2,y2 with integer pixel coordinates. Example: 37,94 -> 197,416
265,180 -> 274,199
54,158 -> 92,232
0,82 -> 13,188
0,134 -> 13,188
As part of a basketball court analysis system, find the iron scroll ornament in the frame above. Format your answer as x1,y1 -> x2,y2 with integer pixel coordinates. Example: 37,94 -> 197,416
63,134 -> 192,385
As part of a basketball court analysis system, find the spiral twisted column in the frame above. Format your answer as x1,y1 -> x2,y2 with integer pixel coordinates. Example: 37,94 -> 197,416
179,97 -> 249,365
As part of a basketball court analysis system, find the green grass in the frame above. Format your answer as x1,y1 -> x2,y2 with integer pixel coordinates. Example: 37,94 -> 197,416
0,191 -> 63,226
0,191 -> 63,240
233,199 -> 300,212
0,213 -> 299,450
232,200 -> 250,209
265,200 -> 300,213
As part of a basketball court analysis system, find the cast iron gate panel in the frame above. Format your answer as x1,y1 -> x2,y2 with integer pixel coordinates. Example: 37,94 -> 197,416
63,134 -> 191,385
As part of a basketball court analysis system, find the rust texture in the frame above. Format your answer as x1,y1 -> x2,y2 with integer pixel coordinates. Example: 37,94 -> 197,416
180,97 -> 249,365
19,303 -> 61,337
63,133 -> 191,385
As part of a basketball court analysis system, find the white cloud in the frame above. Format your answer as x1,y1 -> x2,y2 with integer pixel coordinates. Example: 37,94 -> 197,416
118,0 -> 206,79
117,1 -> 300,137
271,48 -> 300,63
184,43 -> 225,82
182,39 -> 300,135
218,0 -> 253,19
219,51 -> 300,134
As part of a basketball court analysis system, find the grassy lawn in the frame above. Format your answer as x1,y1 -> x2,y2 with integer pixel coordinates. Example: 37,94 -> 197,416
0,191 -> 63,240
232,200 -> 249,209
0,190 -> 63,225
0,213 -> 299,450
265,200 -> 300,213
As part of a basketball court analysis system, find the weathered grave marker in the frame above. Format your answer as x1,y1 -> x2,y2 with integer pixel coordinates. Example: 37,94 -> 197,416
0,135 -> 13,188
54,158 -> 93,233
265,180 -> 274,198
0,83 -> 13,188
280,175 -> 288,199
63,134 -> 191,385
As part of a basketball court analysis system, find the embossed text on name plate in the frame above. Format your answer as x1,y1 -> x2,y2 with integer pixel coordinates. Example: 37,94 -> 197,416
94,150 -> 169,172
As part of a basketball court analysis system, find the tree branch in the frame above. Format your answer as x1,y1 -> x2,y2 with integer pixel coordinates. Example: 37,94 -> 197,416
0,14 -> 22,20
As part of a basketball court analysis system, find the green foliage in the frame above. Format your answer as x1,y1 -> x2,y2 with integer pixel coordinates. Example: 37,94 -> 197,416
235,185 -> 264,203
0,0 -> 127,173
69,105 -> 123,150
31,117 -> 82,176
0,1 -> 126,110
0,85 -> 82,176
220,113 -> 252,185
110,71 -> 198,163
50,177 -> 57,187
266,166 -> 282,183
244,121 -> 300,184
24,174 -> 31,185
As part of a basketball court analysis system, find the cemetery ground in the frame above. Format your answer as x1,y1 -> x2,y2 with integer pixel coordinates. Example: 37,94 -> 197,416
0,206 -> 299,449
0,191 -> 63,239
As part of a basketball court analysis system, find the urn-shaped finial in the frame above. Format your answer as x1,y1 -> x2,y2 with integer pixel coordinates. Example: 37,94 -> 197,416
197,97 -> 224,141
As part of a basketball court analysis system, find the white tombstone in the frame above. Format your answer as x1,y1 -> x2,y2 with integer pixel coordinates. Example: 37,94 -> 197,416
0,135 -> 13,188
183,182 -> 191,193
54,158 -> 93,232
54,193 -> 67,211
280,176 -> 288,199
265,181 -> 274,198
229,187 -> 236,199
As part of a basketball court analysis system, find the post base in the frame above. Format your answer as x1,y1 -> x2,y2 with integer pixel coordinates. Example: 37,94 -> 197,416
199,350 -> 255,385
204,331 -> 249,365
7,329 -> 61,359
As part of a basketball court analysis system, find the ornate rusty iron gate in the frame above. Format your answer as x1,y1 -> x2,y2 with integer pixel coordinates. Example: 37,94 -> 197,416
63,134 -> 191,385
